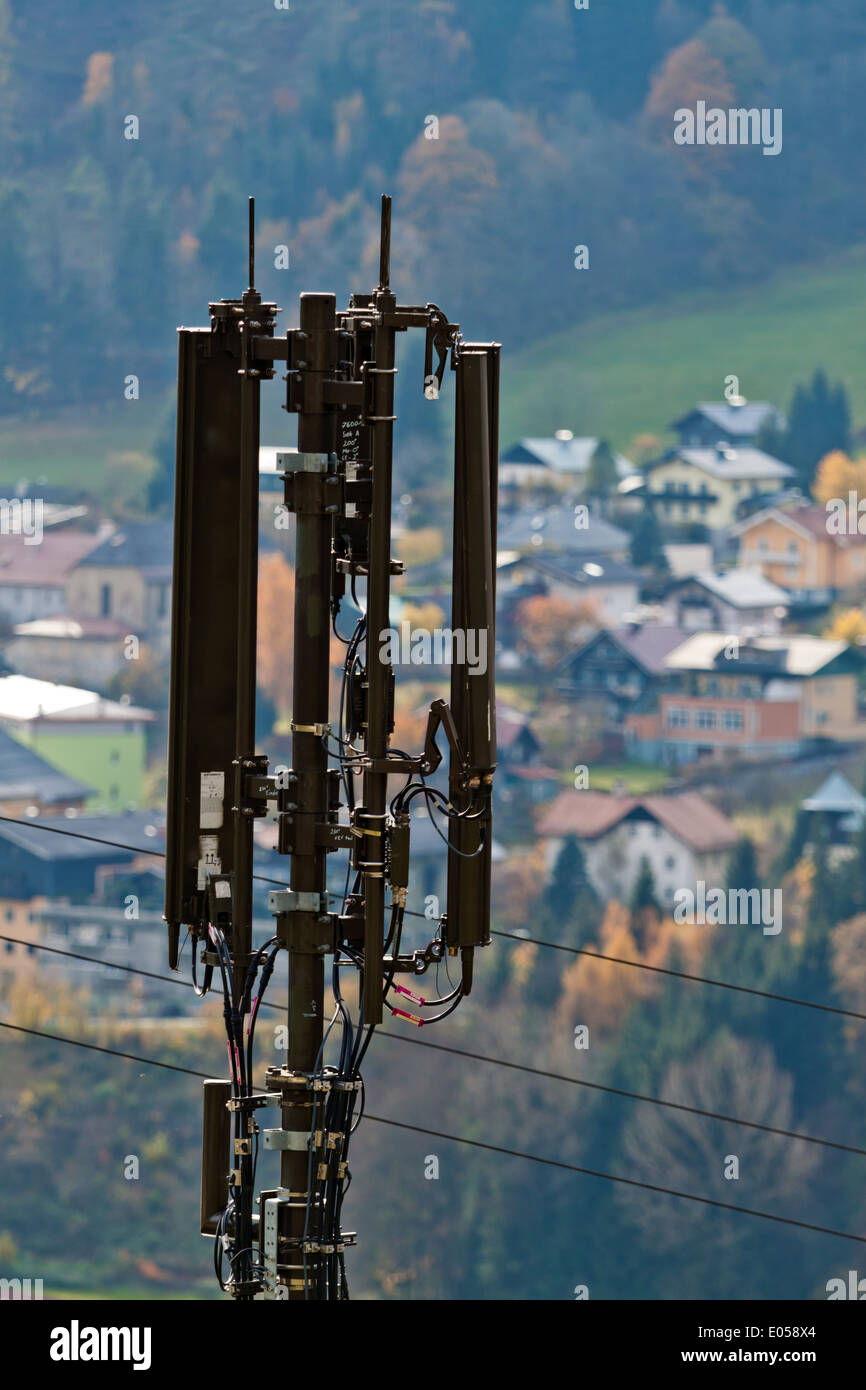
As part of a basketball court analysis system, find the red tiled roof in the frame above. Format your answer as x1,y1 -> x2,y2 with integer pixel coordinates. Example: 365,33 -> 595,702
536,788 -> 738,851
0,531 -> 104,587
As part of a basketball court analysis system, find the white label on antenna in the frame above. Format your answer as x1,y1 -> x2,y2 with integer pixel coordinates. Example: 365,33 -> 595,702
214,879 -> 231,899
197,835 -> 221,890
200,771 -> 225,829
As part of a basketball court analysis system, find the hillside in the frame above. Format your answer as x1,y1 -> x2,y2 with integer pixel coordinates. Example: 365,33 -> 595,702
501,248 -> 866,453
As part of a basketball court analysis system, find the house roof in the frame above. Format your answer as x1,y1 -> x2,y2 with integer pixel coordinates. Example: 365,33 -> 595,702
0,530 -> 105,588
671,402 -> 783,439
0,727 -> 93,804
562,624 -> 686,677
12,614 -> 131,640
683,568 -> 790,610
77,521 -> 173,575
501,436 -> 635,480
497,505 -> 629,556
664,631 -> 851,676
733,499 -> 866,547
801,772 -> 866,816
527,554 -> 642,590
536,789 -> 739,852
610,624 -> 689,673
0,810 -> 163,862
651,446 -> 794,483
0,674 -> 154,723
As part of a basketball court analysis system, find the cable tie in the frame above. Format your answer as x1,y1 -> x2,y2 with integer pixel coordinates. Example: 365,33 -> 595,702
393,983 -> 425,1006
392,1007 -> 424,1028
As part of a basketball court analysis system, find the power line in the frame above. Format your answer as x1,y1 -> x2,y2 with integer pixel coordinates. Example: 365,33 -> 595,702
376,1031 -> 866,1159
366,1114 -> 866,1247
4,933 -> 863,1159
3,1017 -> 863,1248
0,814 -> 290,889
491,928 -> 866,1022
2,810 -> 863,1020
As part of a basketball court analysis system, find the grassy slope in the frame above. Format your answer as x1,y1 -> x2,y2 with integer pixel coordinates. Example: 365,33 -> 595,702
500,247 -> 866,453
4,248 -> 866,488
0,407 -> 159,489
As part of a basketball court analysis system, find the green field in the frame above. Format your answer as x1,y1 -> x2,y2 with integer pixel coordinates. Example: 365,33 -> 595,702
5,248 -> 866,489
500,246 -> 866,453
0,406 -> 161,490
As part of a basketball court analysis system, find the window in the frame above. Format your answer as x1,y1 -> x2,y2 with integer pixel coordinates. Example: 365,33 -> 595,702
695,708 -> 717,729
667,707 -> 690,729
100,583 -> 111,616
110,749 -> 120,764
665,855 -> 676,870
110,784 -> 119,800
722,710 -> 744,731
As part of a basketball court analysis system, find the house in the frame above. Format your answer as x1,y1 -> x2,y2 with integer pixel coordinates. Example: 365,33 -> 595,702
509,553 -> 643,626
733,497 -> 866,604
6,614 -> 132,686
625,632 -> 866,766
662,568 -> 790,635
0,528 -> 106,626
65,521 -> 173,652
800,770 -> 866,843
0,673 -> 155,810
0,725 -> 92,814
496,705 -> 560,802
671,400 -> 784,449
536,788 -> 739,909
642,445 -> 795,531
497,503 -> 630,560
557,624 -> 686,723
499,434 -> 636,492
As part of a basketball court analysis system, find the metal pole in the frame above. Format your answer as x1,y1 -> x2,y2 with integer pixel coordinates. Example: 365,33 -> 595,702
278,291 -> 336,1298
362,201 -> 397,1024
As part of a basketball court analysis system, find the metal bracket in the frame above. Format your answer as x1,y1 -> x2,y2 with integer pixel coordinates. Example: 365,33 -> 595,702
268,889 -> 327,916
262,1129 -> 310,1152
290,721 -> 331,737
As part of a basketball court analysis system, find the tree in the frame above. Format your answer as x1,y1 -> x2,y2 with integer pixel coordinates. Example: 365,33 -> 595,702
823,607 -> 866,644
585,439 -> 619,500
615,1035 -> 818,1259
771,371 -> 852,493
726,834 -> 760,891
812,450 -> 866,508
257,553 -> 295,716
630,855 -> 660,914
630,507 -> 668,570
513,594 -> 586,668
644,38 -> 734,142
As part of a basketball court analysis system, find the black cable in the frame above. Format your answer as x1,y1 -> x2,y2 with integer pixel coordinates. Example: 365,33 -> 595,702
4,1019 -> 865,1247
7,932 -> 864,1156
4,812 -> 859,1021
365,1114 -> 866,1248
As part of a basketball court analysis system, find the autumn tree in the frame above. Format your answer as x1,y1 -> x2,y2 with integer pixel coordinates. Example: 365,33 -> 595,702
812,450 -> 866,508
257,552 -> 295,716
513,594 -> 587,667
822,606 -> 866,645
644,39 -> 733,144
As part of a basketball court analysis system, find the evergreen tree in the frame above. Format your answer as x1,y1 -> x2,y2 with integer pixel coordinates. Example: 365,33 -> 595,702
630,855 -> 660,914
630,507 -> 668,570
585,439 -> 619,500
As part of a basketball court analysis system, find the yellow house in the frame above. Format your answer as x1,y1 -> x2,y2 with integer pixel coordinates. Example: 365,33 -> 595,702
645,445 -> 795,531
733,500 -> 866,598
64,522 -> 173,650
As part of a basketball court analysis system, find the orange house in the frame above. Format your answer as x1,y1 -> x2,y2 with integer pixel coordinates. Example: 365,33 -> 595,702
733,500 -> 866,597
